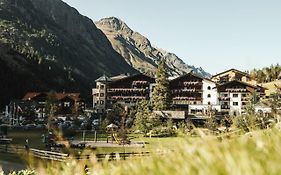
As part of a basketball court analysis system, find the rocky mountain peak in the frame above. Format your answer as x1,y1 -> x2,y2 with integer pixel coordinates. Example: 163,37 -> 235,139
96,17 -> 210,77
97,17 -> 133,35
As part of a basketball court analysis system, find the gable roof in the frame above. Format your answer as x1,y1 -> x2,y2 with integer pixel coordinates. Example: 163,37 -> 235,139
23,92 -> 81,102
217,80 -> 256,89
109,73 -> 155,84
212,68 -> 250,78
56,93 -> 81,101
95,75 -> 112,82
170,72 -> 215,83
22,92 -> 44,100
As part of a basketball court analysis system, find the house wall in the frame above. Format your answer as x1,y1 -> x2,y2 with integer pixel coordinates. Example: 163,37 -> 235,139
202,80 -> 218,105
92,81 -> 107,113
229,92 -> 242,116
188,104 -> 221,117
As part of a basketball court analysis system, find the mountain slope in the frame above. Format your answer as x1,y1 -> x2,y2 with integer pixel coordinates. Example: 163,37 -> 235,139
0,0 -> 137,107
95,17 -> 210,77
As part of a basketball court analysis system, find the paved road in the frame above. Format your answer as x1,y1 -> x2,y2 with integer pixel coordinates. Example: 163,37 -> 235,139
0,160 -> 26,174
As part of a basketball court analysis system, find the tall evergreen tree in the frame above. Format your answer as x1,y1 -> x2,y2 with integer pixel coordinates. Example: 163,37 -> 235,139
152,60 -> 171,110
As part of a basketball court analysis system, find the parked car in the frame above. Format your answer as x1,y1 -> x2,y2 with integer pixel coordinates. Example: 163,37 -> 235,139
92,119 -> 99,126
24,123 -> 37,130
36,124 -> 47,129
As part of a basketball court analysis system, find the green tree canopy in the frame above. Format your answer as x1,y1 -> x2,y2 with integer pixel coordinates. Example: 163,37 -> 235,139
152,60 -> 171,110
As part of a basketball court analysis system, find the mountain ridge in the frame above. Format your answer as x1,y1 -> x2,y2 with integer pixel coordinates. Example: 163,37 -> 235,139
95,17 -> 210,77
0,0 -> 137,107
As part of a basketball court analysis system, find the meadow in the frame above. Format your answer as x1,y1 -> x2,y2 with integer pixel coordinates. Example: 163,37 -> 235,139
3,127 -> 281,175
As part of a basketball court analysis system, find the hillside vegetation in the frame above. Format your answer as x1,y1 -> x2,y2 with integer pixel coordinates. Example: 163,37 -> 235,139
251,64 -> 281,83
0,0 -> 137,107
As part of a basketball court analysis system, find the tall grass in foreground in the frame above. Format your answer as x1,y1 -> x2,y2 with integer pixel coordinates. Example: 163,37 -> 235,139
8,128 -> 281,175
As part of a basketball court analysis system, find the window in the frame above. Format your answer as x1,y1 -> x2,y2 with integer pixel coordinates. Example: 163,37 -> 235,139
233,102 -> 238,106
100,100 -> 104,105
242,102 -> 247,105
224,94 -> 228,97
193,101 -> 197,105
207,86 -> 211,90
207,94 -> 211,98
96,85 -> 99,89
242,93 -> 247,97
100,85 -> 105,89
233,94 -> 238,98
208,102 -> 211,105
100,93 -> 105,97
64,102 -> 70,107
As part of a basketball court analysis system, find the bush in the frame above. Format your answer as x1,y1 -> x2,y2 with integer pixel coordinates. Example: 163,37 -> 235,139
234,114 -> 273,132
146,126 -> 176,137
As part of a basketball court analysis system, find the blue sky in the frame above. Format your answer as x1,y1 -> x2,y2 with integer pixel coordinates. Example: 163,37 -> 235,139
62,0 -> 281,74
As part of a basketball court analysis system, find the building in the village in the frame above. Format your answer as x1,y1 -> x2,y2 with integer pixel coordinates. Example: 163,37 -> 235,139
217,80 -> 257,116
7,92 -> 84,125
92,72 -> 221,117
22,92 -> 84,115
169,73 -> 220,117
93,74 -> 155,113
212,68 -> 257,85
92,69 -> 269,119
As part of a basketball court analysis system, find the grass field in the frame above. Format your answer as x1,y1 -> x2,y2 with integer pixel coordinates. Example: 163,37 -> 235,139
260,80 -> 281,96
1,129 -> 189,159
35,128 -> 281,175
4,127 -> 281,174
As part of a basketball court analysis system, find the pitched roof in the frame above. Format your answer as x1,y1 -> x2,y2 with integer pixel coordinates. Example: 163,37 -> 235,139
109,73 -> 155,84
22,92 -> 43,100
55,93 -> 81,101
95,75 -> 112,82
170,72 -> 215,83
212,68 -> 250,78
217,80 -> 256,89
23,92 -> 81,102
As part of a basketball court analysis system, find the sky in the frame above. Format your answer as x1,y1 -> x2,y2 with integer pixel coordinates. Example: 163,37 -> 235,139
62,0 -> 281,74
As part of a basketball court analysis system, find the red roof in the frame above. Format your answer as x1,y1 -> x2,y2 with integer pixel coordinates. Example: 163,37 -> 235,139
22,92 -> 43,100
55,93 -> 81,102
22,92 -> 81,102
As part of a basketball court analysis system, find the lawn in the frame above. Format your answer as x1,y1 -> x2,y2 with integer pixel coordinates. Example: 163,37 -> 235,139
8,128 -> 281,175
7,129 -> 46,149
1,129 -> 193,159
260,80 -> 281,96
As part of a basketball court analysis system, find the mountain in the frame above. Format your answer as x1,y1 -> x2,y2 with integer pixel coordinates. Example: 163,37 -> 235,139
95,17 -> 210,77
0,0 -> 137,107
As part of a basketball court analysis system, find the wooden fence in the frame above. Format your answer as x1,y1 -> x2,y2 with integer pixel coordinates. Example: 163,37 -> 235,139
0,144 -> 154,162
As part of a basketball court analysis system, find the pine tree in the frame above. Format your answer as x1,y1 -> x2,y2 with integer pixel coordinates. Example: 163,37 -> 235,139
134,100 -> 152,133
152,60 -> 171,110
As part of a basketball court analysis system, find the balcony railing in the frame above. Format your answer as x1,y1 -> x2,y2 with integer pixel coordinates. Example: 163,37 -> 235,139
219,97 -> 230,101
225,88 -> 247,92
221,105 -> 230,109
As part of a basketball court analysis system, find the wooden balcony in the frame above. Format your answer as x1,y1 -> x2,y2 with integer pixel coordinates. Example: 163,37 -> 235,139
221,105 -> 230,109
225,88 -> 247,92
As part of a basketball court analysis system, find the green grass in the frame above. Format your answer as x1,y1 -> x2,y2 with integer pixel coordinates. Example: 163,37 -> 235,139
7,130 -> 46,149
0,152 -> 25,164
17,128 -> 280,175
260,80 -> 281,96
2,130 -> 187,157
